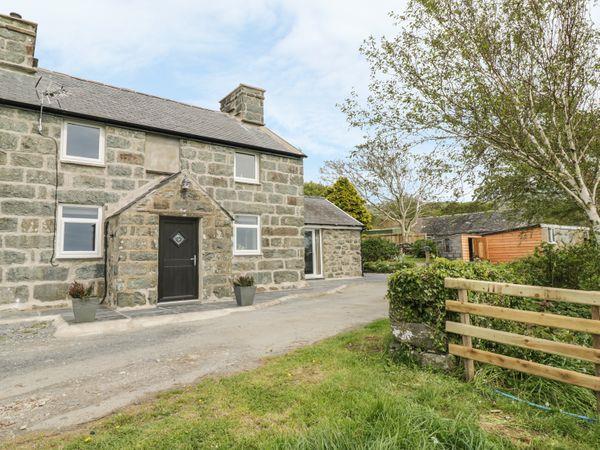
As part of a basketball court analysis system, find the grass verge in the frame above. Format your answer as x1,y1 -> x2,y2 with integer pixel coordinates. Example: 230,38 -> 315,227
8,319 -> 600,449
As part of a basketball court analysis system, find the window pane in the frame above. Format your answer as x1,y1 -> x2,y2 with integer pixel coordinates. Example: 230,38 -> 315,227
236,215 -> 258,225
235,153 -> 256,179
66,123 -> 100,159
64,223 -> 96,252
314,230 -> 322,274
62,206 -> 98,219
236,227 -> 258,251
304,231 -> 314,275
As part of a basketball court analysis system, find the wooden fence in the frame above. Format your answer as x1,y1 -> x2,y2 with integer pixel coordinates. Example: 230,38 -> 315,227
444,277 -> 600,412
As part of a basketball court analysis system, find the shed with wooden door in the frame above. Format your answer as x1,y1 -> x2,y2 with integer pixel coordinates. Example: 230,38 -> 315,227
413,211 -> 589,263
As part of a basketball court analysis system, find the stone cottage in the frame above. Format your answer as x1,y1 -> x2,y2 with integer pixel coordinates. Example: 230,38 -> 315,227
0,12 -> 363,309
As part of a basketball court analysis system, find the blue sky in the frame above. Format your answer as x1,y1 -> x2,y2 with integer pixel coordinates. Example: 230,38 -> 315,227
4,0 -> 401,182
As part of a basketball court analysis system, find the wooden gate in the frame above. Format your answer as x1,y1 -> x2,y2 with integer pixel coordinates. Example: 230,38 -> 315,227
444,277 -> 600,412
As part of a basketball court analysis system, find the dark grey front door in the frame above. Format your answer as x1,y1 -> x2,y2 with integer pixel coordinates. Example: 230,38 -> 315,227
158,217 -> 198,302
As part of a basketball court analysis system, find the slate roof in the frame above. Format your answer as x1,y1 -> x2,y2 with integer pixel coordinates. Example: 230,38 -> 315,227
415,211 -> 533,236
0,68 -> 305,158
304,196 -> 363,228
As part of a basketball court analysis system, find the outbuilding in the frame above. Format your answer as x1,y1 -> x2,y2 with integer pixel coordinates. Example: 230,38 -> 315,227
303,197 -> 364,279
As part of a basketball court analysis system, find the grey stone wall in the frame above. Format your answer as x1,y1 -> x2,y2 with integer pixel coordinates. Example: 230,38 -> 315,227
179,141 -> 305,291
433,234 -> 463,260
0,105 -> 304,308
322,228 -> 362,279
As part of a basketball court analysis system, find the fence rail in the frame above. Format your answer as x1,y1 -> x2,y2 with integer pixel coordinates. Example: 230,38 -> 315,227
444,277 -> 600,412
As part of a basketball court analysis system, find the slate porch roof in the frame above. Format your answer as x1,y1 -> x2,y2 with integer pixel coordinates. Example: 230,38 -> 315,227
0,68 -> 305,158
304,196 -> 363,228
414,211 -> 533,236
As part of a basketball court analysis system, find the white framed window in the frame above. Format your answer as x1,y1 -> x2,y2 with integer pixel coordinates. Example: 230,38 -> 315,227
547,227 -> 556,244
234,214 -> 261,255
304,228 -> 323,279
60,120 -> 105,166
56,205 -> 103,259
234,152 -> 259,184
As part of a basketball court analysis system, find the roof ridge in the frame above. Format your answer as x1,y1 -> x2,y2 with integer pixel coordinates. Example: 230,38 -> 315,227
38,68 -> 225,117
419,210 -> 500,220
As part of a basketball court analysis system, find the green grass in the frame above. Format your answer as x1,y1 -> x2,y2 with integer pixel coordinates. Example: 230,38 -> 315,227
10,320 -> 600,449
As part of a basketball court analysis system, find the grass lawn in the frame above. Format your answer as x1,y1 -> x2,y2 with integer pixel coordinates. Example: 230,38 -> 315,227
10,320 -> 599,449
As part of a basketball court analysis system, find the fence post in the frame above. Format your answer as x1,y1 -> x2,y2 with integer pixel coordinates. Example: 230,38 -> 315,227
458,288 -> 475,381
592,305 -> 600,414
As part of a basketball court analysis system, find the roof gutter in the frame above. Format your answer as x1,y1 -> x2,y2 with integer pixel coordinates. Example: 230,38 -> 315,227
0,98 -> 307,159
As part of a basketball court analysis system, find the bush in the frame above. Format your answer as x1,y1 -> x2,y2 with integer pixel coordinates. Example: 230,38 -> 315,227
363,259 -> 416,273
361,238 -> 400,263
387,258 -> 596,413
511,241 -> 600,290
410,239 -> 438,257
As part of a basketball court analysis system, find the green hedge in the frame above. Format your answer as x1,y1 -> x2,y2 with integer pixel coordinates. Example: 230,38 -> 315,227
388,257 -> 596,412
361,238 -> 400,263
363,259 -> 416,273
410,238 -> 438,257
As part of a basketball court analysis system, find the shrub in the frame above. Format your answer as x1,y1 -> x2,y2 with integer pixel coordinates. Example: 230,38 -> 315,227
511,241 -> 600,291
410,239 -> 438,257
387,258 -> 596,412
361,238 -> 400,263
363,259 -> 416,273
68,281 -> 93,299
233,275 -> 254,287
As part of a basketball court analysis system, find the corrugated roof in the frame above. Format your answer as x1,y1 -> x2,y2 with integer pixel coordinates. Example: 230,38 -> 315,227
415,211 -> 533,236
0,68 -> 305,158
304,196 -> 363,228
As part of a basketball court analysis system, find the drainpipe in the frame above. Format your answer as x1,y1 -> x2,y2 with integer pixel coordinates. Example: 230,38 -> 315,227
100,220 -> 110,305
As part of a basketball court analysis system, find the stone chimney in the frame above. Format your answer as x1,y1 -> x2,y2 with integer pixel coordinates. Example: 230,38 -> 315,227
220,84 -> 265,125
0,12 -> 38,73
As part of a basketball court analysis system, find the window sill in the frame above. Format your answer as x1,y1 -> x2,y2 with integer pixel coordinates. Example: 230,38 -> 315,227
55,254 -> 103,260
233,252 -> 262,257
60,158 -> 106,168
234,178 -> 260,186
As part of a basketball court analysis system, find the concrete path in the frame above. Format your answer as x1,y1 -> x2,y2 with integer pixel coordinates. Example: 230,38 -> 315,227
0,275 -> 388,440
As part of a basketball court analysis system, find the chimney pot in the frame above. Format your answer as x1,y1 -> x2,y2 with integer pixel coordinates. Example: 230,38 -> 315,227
220,84 -> 265,126
9,12 -> 22,19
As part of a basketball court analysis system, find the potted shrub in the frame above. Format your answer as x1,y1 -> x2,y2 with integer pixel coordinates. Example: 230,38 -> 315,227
68,281 -> 100,323
233,275 -> 256,306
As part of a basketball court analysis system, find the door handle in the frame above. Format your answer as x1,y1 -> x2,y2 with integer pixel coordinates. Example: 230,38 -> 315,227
191,255 -> 197,267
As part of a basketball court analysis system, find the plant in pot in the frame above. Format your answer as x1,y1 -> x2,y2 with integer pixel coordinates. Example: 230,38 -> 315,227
233,275 -> 256,307
68,281 -> 100,323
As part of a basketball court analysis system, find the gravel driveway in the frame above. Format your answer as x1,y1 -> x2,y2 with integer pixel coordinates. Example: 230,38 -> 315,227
0,275 -> 387,440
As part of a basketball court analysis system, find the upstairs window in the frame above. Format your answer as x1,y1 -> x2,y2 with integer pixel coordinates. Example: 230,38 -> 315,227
61,121 -> 105,165
57,205 -> 102,258
234,215 -> 261,255
234,152 -> 259,184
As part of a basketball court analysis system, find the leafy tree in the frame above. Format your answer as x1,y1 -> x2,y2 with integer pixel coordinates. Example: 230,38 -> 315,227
324,142 -> 456,241
343,0 -> 600,231
325,177 -> 373,229
303,181 -> 330,197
